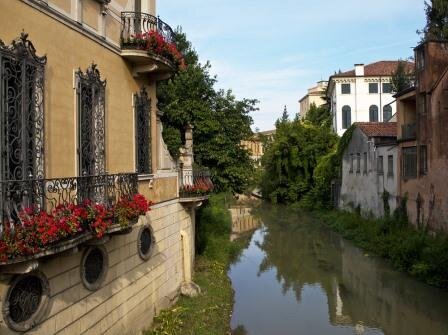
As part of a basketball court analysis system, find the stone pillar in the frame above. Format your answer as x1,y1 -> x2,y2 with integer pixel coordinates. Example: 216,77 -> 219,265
179,124 -> 194,187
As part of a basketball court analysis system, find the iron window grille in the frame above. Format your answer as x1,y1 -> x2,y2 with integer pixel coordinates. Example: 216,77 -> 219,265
76,64 -> 106,177
3,271 -> 50,332
135,87 -> 151,174
0,33 -> 46,224
76,64 -> 106,202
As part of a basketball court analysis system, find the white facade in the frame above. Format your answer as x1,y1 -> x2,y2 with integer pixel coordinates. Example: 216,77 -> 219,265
328,64 -> 396,136
339,127 -> 397,217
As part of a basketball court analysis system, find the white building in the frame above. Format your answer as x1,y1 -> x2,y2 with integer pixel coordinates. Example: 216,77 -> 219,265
339,122 -> 398,217
299,80 -> 328,119
327,61 -> 412,136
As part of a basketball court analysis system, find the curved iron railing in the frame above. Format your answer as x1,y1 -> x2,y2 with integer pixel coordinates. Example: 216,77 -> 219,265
0,173 -> 138,238
120,12 -> 175,48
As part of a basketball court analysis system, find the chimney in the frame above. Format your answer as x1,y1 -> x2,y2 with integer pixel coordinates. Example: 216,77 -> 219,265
355,64 -> 364,76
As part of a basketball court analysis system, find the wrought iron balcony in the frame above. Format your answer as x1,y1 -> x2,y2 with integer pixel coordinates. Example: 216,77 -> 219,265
120,12 -> 182,77
121,12 -> 175,47
400,123 -> 417,141
0,173 -> 146,264
179,168 -> 214,199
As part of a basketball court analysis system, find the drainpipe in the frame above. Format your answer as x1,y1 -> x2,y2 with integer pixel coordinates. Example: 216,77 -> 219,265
379,76 -> 382,122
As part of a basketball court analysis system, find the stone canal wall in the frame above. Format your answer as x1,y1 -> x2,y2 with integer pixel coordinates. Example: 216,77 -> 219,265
0,200 -> 195,335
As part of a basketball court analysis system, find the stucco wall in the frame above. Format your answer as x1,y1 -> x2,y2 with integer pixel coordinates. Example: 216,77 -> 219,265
0,201 -> 195,335
339,128 -> 397,217
330,77 -> 396,136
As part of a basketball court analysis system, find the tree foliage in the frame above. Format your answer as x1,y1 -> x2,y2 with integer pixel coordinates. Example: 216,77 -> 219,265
260,116 -> 338,204
304,103 -> 332,128
157,29 -> 257,193
391,60 -> 413,93
418,0 -> 448,41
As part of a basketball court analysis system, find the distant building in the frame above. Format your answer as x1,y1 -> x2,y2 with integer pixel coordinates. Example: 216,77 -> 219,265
327,61 -> 413,136
339,122 -> 398,217
396,40 -> 448,232
299,80 -> 328,119
241,130 -> 275,164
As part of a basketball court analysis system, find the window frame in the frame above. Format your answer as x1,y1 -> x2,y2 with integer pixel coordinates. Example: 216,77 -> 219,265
369,83 -> 379,94
341,83 -> 351,94
387,155 -> 394,177
382,82 -> 392,94
369,105 -> 379,122
402,146 -> 417,180
383,105 -> 392,122
342,105 -> 351,129
419,145 -> 428,176
377,155 -> 384,175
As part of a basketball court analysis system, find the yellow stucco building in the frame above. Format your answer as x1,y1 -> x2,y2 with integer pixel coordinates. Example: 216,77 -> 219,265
0,1 -> 208,334
299,80 -> 328,119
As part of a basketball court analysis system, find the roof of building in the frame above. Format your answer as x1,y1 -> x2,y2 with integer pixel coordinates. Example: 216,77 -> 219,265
333,61 -> 414,78
355,122 -> 397,137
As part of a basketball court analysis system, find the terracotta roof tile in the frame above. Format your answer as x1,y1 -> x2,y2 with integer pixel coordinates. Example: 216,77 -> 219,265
355,122 -> 397,137
334,61 -> 414,77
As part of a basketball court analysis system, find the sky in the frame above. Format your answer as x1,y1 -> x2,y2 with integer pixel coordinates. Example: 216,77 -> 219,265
158,0 -> 426,131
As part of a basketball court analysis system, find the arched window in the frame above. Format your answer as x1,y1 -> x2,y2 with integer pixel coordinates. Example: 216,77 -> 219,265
383,105 -> 392,122
342,105 -> 351,129
369,105 -> 379,122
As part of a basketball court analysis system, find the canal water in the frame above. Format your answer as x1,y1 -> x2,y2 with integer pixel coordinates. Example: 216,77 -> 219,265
228,205 -> 448,335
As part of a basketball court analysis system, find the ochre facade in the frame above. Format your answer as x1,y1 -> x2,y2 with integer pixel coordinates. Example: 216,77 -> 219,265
0,1 -> 200,334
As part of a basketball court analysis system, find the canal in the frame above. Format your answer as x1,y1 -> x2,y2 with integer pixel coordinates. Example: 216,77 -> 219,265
228,205 -> 448,335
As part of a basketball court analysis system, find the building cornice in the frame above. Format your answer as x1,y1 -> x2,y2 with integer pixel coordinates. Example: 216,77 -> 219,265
22,0 -> 121,55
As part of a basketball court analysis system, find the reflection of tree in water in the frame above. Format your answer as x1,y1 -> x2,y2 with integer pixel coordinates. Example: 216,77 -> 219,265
253,206 -> 343,302
231,324 -> 248,335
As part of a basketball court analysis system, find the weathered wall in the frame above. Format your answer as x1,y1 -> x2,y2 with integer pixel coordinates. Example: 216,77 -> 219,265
340,128 -> 397,217
0,201 -> 195,335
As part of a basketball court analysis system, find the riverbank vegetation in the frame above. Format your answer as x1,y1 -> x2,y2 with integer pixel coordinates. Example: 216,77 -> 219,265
316,209 -> 448,289
260,102 -> 448,289
147,194 -> 250,335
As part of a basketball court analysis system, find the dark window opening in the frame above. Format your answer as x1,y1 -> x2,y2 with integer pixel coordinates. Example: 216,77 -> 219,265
382,83 -> 392,94
356,153 -> 361,173
369,105 -> 379,122
363,152 -> 367,174
403,147 -> 417,180
387,155 -> 394,177
369,83 -> 378,94
420,145 -> 428,175
383,105 -> 392,122
342,105 -> 351,129
341,83 -> 351,94
349,154 -> 354,173
377,155 -> 384,175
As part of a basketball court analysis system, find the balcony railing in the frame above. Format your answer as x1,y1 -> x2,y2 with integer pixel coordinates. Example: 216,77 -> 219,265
0,173 -> 144,264
120,12 -> 175,49
179,168 -> 214,198
401,123 -> 417,141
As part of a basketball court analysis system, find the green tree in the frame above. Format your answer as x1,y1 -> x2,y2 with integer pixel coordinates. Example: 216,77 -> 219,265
157,28 -> 257,193
418,0 -> 448,41
260,118 -> 338,204
304,103 -> 332,128
391,60 -> 413,93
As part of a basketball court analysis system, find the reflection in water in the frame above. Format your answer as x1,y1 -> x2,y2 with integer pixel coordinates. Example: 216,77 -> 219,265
229,206 -> 448,335
230,206 -> 261,241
